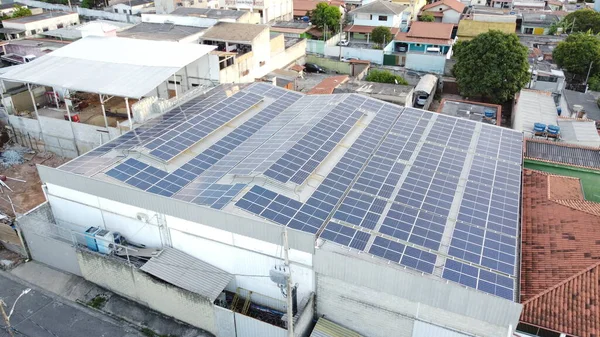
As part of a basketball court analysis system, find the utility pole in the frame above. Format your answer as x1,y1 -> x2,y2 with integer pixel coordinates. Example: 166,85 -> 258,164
585,60 -> 594,89
1,288 -> 31,337
283,230 -> 294,337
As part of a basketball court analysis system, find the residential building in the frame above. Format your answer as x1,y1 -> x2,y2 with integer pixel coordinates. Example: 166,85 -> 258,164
200,22 -> 306,83
529,63 -> 565,98
0,38 -> 68,64
18,82 -> 523,337
220,0 -> 293,23
564,89 -> 600,121
293,0 -> 344,19
437,99 -> 501,125
334,80 -> 415,106
456,12 -> 516,40
39,20 -> 135,41
512,89 -> 558,135
547,0 -> 564,10
1,11 -> 80,40
169,7 -> 261,23
153,0 -> 219,14
110,0 -> 154,14
345,0 -> 410,40
489,0 -> 511,8
0,3 -> 41,17
117,22 -> 207,42
520,13 -> 560,35
391,0 -> 427,19
519,141 -> 600,336
389,21 -> 455,73
419,0 -> 466,24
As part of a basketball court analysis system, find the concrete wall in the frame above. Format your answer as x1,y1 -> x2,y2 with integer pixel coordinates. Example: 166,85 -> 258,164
306,54 -> 352,74
76,249 -> 217,334
8,115 -> 120,158
406,52 -> 446,73
270,34 -> 286,55
16,0 -> 142,23
353,13 -> 401,28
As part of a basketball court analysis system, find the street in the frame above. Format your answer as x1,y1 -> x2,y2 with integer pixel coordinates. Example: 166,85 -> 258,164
0,273 -> 142,337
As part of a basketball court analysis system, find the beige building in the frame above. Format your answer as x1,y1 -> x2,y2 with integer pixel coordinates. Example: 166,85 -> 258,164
1,11 -> 79,40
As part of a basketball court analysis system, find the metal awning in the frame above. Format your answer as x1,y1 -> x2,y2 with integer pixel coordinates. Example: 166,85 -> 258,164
0,36 -> 216,98
140,247 -> 233,301
310,317 -> 362,337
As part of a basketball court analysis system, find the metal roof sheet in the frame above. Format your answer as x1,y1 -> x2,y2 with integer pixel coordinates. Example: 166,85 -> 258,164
558,119 -> 600,147
0,36 -> 215,98
140,247 -> 233,301
513,89 -> 558,133
525,140 -> 600,168
310,317 -> 362,337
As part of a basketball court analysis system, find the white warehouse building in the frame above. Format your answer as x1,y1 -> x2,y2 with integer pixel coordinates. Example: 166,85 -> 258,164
20,83 -> 523,337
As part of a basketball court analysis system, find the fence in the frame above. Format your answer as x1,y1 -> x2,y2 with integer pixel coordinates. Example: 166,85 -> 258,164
17,0 -> 142,23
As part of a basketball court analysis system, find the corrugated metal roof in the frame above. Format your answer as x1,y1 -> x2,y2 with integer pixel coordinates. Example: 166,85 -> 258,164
513,89 -> 558,133
310,317 -> 362,337
140,247 -> 233,301
414,74 -> 437,94
525,140 -> 600,168
412,321 -> 470,337
0,36 -> 215,98
557,119 -> 600,147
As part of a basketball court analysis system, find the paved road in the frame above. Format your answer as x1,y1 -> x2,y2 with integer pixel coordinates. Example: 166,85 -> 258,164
0,273 -> 142,337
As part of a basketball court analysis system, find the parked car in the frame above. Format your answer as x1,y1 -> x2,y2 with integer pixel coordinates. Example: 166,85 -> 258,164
338,40 -> 349,46
304,63 -> 325,73
416,94 -> 428,106
341,57 -> 359,62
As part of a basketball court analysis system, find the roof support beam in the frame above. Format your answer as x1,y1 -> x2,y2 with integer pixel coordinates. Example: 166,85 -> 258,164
27,83 -> 46,152
99,94 -> 110,136
64,89 -> 80,157
125,97 -> 132,131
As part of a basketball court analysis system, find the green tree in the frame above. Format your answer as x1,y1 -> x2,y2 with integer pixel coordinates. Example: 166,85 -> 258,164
81,0 -> 93,8
11,5 -> 31,18
371,26 -> 392,46
365,69 -> 409,84
453,30 -> 529,103
310,2 -> 341,32
553,32 -> 600,77
563,9 -> 600,34
420,13 -> 435,22
548,17 -> 574,35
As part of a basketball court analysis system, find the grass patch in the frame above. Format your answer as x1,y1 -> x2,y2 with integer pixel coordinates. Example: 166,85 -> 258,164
87,295 -> 107,309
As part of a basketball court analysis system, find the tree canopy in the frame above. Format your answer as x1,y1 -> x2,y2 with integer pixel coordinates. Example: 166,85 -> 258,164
310,3 -> 341,31
371,26 -> 392,46
11,5 -> 32,18
553,32 -> 600,77
563,9 -> 600,34
453,30 -> 529,103
365,69 -> 409,84
420,13 -> 435,22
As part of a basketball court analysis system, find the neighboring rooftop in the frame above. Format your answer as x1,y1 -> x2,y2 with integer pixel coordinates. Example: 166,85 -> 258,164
524,139 -> 600,170
270,21 -> 312,34
171,7 -> 248,20
457,20 -> 516,40
0,2 -> 25,9
437,99 -> 501,125
520,169 -> 600,336
557,118 -> 600,148
307,75 -> 349,94
512,89 -> 558,134
41,20 -> 134,40
310,317 -> 362,337
0,36 -> 215,98
111,0 -> 153,6
345,25 -> 399,35
421,0 -> 466,13
118,22 -> 206,41
521,13 -> 560,25
564,89 -> 600,121
58,82 -> 524,302
294,0 -> 343,17
349,0 -> 408,15
395,21 -> 454,43
3,11 -> 75,24
201,22 -> 268,42
333,81 -> 413,106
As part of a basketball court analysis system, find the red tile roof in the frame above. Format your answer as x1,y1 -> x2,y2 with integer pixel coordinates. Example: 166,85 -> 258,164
520,169 -> 600,337
343,25 -> 400,35
394,32 -> 453,45
521,262 -> 600,337
407,21 -> 454,39
421,0 -> 466,13
307,75 -> 349,95
293,0 -> 343,15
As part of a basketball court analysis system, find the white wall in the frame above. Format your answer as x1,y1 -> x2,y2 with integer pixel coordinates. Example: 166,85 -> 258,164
142,13 -> 218,27
219,0 -> 293,23
325,44 -> 384,64
353,13 -> 401,28
4,13 -> 80,36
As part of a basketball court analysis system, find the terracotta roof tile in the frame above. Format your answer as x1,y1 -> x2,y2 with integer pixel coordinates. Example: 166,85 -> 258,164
406,21 -> 454,40
520,169 -> 600,335
421,0 -> 466,13
307,75 -> 349,95
521,262 -> 600,337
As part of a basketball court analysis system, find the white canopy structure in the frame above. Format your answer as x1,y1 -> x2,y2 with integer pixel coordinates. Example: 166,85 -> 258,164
0,36 -> 216,98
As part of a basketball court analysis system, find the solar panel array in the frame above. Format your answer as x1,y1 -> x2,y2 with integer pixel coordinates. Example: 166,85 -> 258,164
60,83 -> 523,301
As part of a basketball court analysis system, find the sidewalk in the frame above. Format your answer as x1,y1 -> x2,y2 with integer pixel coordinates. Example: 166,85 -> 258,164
0,271 -> 142,337
5,261 -> 213,337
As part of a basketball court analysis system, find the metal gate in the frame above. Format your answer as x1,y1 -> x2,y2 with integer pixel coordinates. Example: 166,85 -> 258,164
383,54 -> 398,66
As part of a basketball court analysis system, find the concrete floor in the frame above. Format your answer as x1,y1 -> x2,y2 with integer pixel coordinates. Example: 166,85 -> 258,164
0,272 -> 143,337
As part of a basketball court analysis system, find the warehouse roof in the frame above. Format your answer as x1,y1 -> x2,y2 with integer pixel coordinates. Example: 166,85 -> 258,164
58,83 -> 523,302
201,22 -> 268,42
140,247 -> 233,301
0,36 -> 215,98
520,169 -> 600,337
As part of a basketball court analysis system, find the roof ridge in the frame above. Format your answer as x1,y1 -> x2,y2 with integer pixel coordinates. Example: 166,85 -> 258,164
521,261 -> 600,305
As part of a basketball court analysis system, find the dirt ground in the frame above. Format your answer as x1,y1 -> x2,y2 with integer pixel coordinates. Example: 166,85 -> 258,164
0,150 -> 68,218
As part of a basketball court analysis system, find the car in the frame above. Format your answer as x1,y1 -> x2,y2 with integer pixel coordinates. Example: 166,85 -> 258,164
416,94 -> 428,106
304,63 -> 325,73
338,40 -> 349,46
397,46 -> 407,52
341,57 -> 359,62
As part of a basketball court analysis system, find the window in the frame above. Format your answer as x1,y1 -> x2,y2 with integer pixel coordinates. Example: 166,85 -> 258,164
524,27 -> 534,34
30,30 -> 36,35
114,8 -> 118,12
537,75 -> 558,83
42,27 -> 48,32
378,15 -> 387,21
57,24 -> 64,29
416,43 -> 421,46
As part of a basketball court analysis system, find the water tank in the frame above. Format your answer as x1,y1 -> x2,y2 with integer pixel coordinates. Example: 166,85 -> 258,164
547,125 -> 560,135
533,123 -> 546,133
484,109 -> 496,118
84,227 -> 101,252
